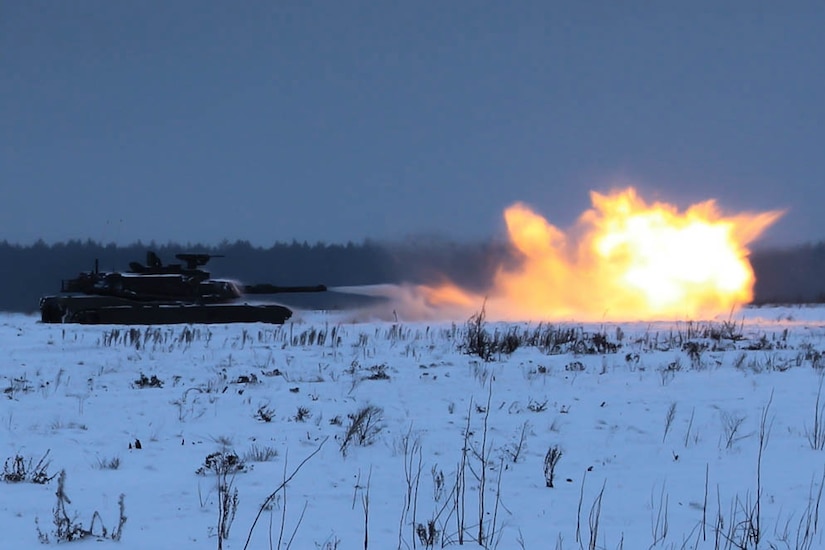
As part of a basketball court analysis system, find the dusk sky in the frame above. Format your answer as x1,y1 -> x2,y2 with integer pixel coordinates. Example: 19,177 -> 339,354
3,2 -> 824,247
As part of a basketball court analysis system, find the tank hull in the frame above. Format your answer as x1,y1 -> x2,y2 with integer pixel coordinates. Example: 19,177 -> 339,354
40,296 -> 293,325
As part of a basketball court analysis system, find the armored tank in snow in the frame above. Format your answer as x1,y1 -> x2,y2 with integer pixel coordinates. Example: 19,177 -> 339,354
39,252 -> 326,325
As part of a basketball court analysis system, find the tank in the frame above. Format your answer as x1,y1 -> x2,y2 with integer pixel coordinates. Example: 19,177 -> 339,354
39,252 -> 327,325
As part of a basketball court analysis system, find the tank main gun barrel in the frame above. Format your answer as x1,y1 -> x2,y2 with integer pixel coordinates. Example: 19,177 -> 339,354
243,283 -> 327,294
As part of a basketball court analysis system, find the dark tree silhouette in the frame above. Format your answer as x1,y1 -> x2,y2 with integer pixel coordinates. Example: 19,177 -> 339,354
1,239 -> 823,313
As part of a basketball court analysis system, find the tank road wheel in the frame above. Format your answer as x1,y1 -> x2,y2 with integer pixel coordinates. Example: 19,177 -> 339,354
79,310 -> 101,323
40,300 -> 66,323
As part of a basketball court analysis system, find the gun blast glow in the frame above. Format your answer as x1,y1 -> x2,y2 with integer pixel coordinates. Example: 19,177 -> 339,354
417,187 -> 783,321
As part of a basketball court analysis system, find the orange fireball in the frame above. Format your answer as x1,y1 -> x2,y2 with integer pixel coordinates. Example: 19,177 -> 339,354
421,187 -> 783,321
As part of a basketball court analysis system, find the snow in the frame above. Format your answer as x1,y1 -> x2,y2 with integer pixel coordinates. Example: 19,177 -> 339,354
2,305 -> 825,549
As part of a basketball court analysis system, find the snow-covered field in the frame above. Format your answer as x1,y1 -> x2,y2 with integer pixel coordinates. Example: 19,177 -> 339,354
3,306 -> 825,549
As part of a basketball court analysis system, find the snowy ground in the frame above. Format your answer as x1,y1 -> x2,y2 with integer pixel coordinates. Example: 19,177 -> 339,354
2,305 -> 825,549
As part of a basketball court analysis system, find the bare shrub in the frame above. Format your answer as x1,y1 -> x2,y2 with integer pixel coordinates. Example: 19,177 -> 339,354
806,376 -> 825,450
196,451 -> 244,548
3,375 -> 34,398
682,341 -> 707,368
132,373 -> 163,389
254,405 -> 276,423
93,456 -> 121,471
365,363 -> 391,380
462,304 -> 494,361
397,427 -> 423,547
502,421 -> 531,464
243,445 -> 278,463
216,476 -> 239,547
416,520 -> 439,548
432,467 -> 445,502
544,445 -> 563,488
587,482 -> 606,549
493,326 -> 522,355
565,361 -> 585,372
340,405 -> 385,456
662,402 -> 677,443
527,398 -> 548,413
196,451 -> 249,476
36,470 -> 126,543
720,411 -> 749,450
711,318 -> 744,341
684,407 -> 696,448
650,483 -> 670,547
243,438 -> 328,550
294,406 -> 311,422
3,450 -> 55,484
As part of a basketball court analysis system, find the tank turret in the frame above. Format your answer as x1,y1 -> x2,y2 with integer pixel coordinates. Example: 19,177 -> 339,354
40,252 -> 326,324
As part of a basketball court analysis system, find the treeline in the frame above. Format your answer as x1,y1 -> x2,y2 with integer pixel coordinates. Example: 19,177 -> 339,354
0,239 -> 507,313
751,242 -> 825,305
1,239 -> 824,313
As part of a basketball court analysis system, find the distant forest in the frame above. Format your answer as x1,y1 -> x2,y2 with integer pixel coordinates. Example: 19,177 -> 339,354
0,239 -> 506,313
1,239 -> 824,313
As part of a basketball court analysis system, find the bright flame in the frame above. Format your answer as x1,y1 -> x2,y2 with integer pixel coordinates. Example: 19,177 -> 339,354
418,187 -> 783,321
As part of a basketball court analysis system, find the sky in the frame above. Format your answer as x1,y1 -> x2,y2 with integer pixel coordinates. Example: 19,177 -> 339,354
2,1 -> 824,248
